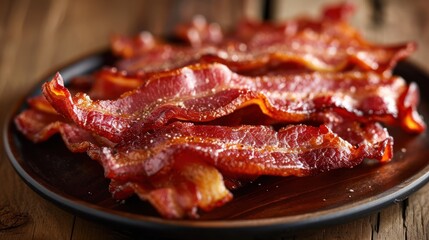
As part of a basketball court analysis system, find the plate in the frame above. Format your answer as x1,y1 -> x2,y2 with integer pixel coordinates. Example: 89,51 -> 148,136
4,51 -> 429,239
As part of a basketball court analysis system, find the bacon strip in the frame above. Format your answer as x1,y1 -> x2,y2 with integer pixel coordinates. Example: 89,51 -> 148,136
16,95 -> 115,152
42,63 -> 424,143
174,15 -> 223,47
115,35 -> 415,75
88,67 -> 146,99
98,122 -> 392,180
113,6 -> 414,75
14,109 -> 112,152
93,121 -> 392,218
108,161 -> 232,219
112,3 -> 355,59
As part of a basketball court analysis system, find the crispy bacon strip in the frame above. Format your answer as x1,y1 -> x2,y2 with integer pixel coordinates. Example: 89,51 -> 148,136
93,121 -> 391,218
174,15 -> 223,47
112,3 -> 355,59
116,34 -> 415,75
43,63 -> 424,143
108,161 -> 232,219
14,109 -> 112,152
89,67 -> 146,99
16,95 -> 114,152
98,122 -> 392,180
27,95 -> 58,114
111,31 -> 159,58
113,4 -> 414,75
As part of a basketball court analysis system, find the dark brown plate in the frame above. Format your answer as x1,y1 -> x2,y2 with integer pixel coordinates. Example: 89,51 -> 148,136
3,51 -> 429,239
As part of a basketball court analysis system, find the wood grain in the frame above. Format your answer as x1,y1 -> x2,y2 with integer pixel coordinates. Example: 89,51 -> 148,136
0,0 -> 428,239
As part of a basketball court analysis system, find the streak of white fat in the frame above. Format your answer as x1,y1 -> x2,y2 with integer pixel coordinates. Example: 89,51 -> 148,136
329,93 -> 357,113
302,53 -> 330,69
356,51 -> 379,70
175,101 -> 186,108
361,72 -> 377,85
261,90 -> 314,100
379,87 -> 399,115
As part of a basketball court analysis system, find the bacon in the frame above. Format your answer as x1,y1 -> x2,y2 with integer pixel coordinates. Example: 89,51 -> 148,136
111,31 -> 160,58
112,3 -> 413,75
112,3 -> 355,60
13,3 -> 425,219
42,63 -> 424,143
14,109 -> 113,152
322,2 -> 356,22
16,95 -> 114,152
174,15 -> 223,47
88,67 -> 146,99
116,34 -> 415,75
113,5 -> 414,75
27,95 -> 58,114
109,161 -> 232,219
94,121 -> 391,218
98,122 -> 392,179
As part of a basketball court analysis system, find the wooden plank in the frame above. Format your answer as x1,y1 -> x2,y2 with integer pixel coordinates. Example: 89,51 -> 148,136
404,184 -> 429,240
70,217 -> 132,240
292,214 -> 376,240
0,1 -> 75,239
374,203 -> 406,240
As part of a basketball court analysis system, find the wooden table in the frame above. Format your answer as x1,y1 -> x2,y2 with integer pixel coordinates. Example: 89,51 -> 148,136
1,0 -> 428,239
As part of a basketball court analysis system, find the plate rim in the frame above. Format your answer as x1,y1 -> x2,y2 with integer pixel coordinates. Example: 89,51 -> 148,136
3,50 -> 429,235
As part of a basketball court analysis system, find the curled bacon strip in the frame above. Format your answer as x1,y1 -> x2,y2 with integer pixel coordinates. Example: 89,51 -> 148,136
14,109 -> 109,152
99,122 -> 392,179
174,15 -> 223,47
88,67 -> 146,99
115,34 -> 415,75
16,95 -> 114,152
93,121 -> 392,218
111,31 -> 159,59
108,161 -> 232,219
43,63 -> 424,143
112,5 -> 414,75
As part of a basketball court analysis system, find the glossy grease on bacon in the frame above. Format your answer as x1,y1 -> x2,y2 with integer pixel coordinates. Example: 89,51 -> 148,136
43,63 -> 424,143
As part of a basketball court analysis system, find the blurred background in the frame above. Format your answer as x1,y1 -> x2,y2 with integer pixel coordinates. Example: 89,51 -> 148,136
0,0 -> 428,239
1,0 -> 428,89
